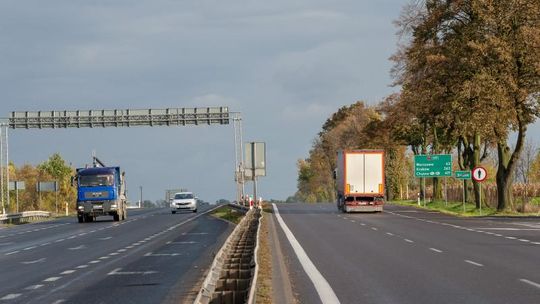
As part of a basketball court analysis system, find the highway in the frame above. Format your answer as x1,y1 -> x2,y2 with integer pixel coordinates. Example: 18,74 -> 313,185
0,205 -> 233,304
272,202 -> 540,304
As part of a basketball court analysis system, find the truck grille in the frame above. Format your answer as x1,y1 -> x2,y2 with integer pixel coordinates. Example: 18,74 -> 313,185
84,191 -> 109,199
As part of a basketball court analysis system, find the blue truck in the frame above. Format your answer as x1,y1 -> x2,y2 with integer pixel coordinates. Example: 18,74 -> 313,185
73,157 -> 127,223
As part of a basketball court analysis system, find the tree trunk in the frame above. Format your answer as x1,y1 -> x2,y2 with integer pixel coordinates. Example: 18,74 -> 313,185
496,142 -> 514,211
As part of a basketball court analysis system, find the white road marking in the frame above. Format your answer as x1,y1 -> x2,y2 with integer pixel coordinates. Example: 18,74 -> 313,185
181,232 -> 209,235
61,270 -> 76,275
404,239 -> 414,243
25,285 -> 44,290
532,242 -> 540,245
350,220 -> 356,223
43,277 -> 61,282
464,260 -> 483,267
520,279 -> 540,290
144,252 -> 180,257
117,249 -> 127,252
386,232 -> 394,236
89,260 -> 100,264
371,227 -> 378,231
99,256 -> 110,260
518,239 -> 530,242
51,300 -> 66,304
21,258 -> 46,265
5,251 -> 19,256
476,227 -> 540,231
0,242 -> 14,246
505,236 -> 517,240
429,248 -> 443,253
167,241 -> 198,244
76,265 -> 88,269
360,223 -> 366,226
68,245 -> 86,250
107,268 -> 158,276
273,204 -> 341,304
99,237 -> 112,240
1,294 -> 21,300
23,246 -> 36,251
109,252 -> 119,256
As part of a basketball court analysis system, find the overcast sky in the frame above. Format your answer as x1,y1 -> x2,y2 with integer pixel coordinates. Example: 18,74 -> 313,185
4,0 -> 535,203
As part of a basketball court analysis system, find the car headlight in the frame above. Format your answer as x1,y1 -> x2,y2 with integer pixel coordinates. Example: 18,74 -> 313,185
78,206 -> 84,210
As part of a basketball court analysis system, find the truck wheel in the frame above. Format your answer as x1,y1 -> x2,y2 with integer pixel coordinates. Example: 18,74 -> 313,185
77,215 -> 84,223
113,213 -> 120,221
171,211 -> 176,214
192,209 -> 197,213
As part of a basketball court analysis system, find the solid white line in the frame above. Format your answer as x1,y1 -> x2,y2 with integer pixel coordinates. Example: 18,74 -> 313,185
43,277 -> 61,282
429,248 -> 443,253
1,294 -> 21,300
464,260 -> 483,267
520,279 -> 540,289
273,204 -> 340,304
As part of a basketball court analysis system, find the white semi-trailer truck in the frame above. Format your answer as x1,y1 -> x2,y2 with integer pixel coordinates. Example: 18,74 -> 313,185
335,150 -> 385,212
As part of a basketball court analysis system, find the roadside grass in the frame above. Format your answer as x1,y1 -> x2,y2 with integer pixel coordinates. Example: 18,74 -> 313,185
389,200 -> 539,217
256,205 -> 273,303
210,205 -> 245,224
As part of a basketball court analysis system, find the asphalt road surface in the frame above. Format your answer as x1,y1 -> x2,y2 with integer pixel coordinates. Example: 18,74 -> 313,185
0,205 -> 233,304
273,202 -> 540,304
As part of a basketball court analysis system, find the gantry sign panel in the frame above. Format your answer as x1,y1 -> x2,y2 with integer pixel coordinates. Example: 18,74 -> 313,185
9,107 -> 229,129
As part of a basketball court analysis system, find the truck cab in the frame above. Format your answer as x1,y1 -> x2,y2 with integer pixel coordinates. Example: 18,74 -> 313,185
75,166 -> 127,222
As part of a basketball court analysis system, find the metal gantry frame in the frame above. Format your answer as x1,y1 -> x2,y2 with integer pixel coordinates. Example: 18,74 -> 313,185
2,106 -> 246,213
232,112 -> 245,203
0,120 -> 9,214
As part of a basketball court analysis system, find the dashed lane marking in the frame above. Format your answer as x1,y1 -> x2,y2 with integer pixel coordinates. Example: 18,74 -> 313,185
404,239 -> 414,243
43,277 -> 61,282
520,279 -> 540,290
464,260 -> 484,267
25,285 -> 43,290
0,294 -> 21,300
60,270 -> 76,275
429,248 -> 443,253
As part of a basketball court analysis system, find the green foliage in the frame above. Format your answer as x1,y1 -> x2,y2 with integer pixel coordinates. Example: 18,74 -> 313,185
7,154 -> 76,214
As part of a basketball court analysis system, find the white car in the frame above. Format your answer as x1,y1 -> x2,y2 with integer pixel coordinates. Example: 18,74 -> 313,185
170,192 -> 198,214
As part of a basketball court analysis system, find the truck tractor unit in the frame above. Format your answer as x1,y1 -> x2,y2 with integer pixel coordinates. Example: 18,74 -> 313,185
74,157 -> 127,223
335,150 -> 385,212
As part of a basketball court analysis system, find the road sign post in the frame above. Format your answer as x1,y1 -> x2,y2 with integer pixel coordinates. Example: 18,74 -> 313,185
455,171 -> 471,212
414,154 -> 452,207
472,167 -> 487,215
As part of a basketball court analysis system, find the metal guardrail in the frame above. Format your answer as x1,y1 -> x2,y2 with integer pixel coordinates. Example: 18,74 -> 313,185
194,205 -> 261,304
0,211 -> 51,224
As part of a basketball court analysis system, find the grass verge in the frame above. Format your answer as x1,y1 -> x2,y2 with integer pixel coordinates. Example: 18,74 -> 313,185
256,206 -> 273,303
210,205 -> 245,224
390,200 -> 539,217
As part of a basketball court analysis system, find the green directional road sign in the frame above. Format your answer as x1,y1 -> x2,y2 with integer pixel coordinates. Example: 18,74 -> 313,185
455,171 -> 471,179
414,154 -> 452,178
